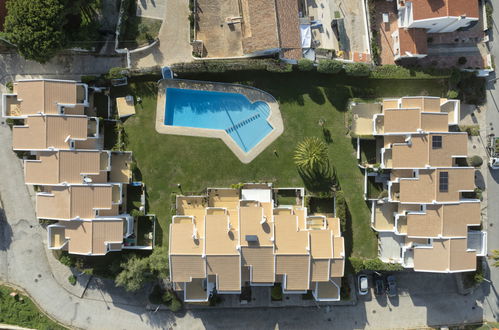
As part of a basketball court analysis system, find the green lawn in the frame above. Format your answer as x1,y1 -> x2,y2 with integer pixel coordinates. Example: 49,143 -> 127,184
118,71 -> 447,259
0,285 -> 66,329
120,16 -> 162,49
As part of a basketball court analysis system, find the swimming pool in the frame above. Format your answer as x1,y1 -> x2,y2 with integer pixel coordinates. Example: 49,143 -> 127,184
164,88 -> 274,152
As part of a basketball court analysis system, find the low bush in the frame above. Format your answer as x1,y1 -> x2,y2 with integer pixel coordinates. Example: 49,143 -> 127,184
447,90 -> 459,99
458,57 -> 468,65
317,59 -> 343,74
265,60 -> 293,73
459,125 -> 480,136
335,190 -> 347,232
68,275 -> 77,286
106,67 -> 128,80
271,284 -> 283,301
344,62 -> 372,77
6,81 -> 13,92
297,58 -> 315,71
486,2 -> 493,30
468,155 -> 483,167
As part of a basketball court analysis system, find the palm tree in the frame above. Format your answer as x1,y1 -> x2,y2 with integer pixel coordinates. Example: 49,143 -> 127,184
294,137 -> 329,173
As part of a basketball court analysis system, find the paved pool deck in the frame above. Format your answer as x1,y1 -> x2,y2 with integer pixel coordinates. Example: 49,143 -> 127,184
155,79 -> 284,163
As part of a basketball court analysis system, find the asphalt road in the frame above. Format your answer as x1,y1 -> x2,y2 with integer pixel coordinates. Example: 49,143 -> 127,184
483,4 -> 499,321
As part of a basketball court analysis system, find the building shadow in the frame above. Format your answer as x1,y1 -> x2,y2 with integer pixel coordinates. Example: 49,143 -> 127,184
0,206 -> 13,251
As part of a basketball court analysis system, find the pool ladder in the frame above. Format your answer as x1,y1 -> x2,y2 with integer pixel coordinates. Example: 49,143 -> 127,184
225,113 -> 261,133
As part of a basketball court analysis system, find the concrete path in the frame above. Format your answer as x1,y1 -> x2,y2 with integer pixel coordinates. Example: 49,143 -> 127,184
0,53 -> 125,84
484,5 -> 499,321
131,0 -> 193,68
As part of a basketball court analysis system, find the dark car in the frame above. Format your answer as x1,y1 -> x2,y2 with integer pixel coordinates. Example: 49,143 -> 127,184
374,273 -> 385,296
386,275 -> 397,297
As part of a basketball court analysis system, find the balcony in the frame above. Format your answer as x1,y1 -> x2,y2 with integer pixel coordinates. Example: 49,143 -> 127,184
4,95 -> 22,117
375,115 -> 385,135
382,148 -> 393,168
389,182 -> 400,201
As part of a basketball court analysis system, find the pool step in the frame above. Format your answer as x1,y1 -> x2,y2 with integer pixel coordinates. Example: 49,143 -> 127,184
225,113 -> 261,133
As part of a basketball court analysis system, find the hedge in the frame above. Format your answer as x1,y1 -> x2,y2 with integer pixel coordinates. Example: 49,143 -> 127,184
297,58 -> 315,71
468,155 -> 483,167
459,125 -> 480,136
171,59 -> 286,74
344,62 -> 372,77
317,59 -> 343,74
369,64 -> 452,79
349,257 -> 405,273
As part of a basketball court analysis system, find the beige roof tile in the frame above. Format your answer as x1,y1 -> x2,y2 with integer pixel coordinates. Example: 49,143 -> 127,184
14,80 -> 80,116
274,213 -> 309,254
170,255 -> 206,282
413,238 -> 477,272
24,150 -> 102,185
60,219 -> 123,255
207,255 -> 241,292
311,259 -> 329,281
239,204 -> 273,247
276,255 -> 309,291
37,185 -> 113,220
205,213 -> 238,255
241,246 -> 275,283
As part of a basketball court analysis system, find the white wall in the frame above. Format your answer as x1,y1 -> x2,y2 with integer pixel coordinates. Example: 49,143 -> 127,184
409,17 -> 477,33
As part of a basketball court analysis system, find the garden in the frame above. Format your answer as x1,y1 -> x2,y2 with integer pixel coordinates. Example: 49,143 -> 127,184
111,67 -> 449,262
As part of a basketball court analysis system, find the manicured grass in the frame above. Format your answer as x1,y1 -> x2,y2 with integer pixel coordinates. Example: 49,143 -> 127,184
119,71 -> 447,259
0,285 -> 66,329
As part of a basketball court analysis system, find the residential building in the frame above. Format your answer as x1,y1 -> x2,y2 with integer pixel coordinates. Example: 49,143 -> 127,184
364,96 -> 486,273
2,79 -> 152,256
47,219 -> 131,256
392,0 -> 479,60
2,79 -> 89,118
169,184 -> 345,302
194,0 -> 306,61
12,114 -> 100,151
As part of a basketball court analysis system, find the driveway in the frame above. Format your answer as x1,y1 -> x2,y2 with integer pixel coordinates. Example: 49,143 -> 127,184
131,0 -> 193,67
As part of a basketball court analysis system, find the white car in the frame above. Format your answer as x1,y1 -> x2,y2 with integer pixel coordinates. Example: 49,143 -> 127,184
358,275 -> 369,295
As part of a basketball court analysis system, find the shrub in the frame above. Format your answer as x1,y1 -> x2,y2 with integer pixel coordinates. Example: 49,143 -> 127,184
271,284 -> 283,301
344,62 -> 372,77
169,297 -> 183,312
58,252 -> 74,267
447,90 -> 459,99
370,64 -> 451,79
6,81 -> 13,92
81,75 -> 98,84
265,60 -> 293,73
68,275 -> 77,286
335,190 -> 347,232
458,57 -> 468,65
486,2 -> 493,30
317,59 -> 343,74
459,125 -> 480,136
297,58 -> 315,71
468,155 -> 483,167
106,67 -> 128,79
378,190 -> 388,199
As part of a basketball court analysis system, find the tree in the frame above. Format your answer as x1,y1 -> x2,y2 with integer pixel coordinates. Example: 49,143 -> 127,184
294,137 -> 329,173
317,59 -> 343,74
490,249 -> 499,268
148,246 -> 169,279
115,255 -> 152,292
4,0 -> 66,63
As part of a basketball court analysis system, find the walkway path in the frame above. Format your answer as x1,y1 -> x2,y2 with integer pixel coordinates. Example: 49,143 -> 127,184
131,0 -> 193,68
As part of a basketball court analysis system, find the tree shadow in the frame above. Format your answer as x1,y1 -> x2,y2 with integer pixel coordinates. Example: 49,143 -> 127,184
0,207 -> 13,251
297,165 -> 336,193
307,85 -> 325,105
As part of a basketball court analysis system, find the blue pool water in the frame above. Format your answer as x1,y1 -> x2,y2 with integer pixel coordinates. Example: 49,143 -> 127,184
164,88 -> 273,152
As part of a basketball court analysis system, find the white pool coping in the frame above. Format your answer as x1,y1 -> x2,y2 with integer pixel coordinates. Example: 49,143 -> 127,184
155,79 -> 284,164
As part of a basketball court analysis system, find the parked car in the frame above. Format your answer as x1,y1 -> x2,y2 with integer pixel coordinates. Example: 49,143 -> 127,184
386,275 -> 397,297
358,275 -> 369,295
374,272 -> 385,296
